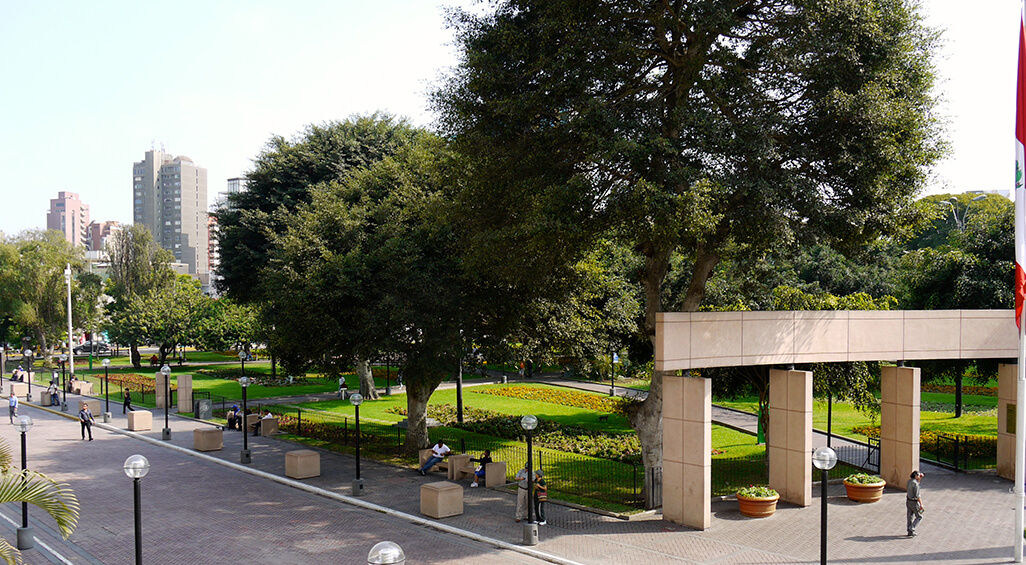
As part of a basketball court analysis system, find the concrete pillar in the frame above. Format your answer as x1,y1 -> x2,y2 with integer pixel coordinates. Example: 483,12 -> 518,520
880,365 -> 920,490
177,374 -> 193,413
768,369 -> 812,507
998,363 -> 1017,481
155,371 -> 167,410
662,374 -> 711,530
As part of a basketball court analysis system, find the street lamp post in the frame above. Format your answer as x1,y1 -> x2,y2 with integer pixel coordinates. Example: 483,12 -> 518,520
812,446 -> 838,565
102,358 -> 111,421
240,368 -> 251,464
124,454 -> 150,565
59,354 -> 68,412
351,393 -> 365,496
367,541 -> 405,565
64,264 -> 75,378
385,355 -> 391,396
609,349 -> 616,397
939,194 -> 986,230
520,414 -> 539,545
22,349 -> 32,402
160,365 -> 171,440
15,415 -> 33,550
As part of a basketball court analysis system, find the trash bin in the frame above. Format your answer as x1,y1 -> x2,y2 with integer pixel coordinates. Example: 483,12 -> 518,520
193,398 -> 212,420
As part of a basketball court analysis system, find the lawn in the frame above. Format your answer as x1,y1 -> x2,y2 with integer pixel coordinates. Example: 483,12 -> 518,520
716,395 -> 999,440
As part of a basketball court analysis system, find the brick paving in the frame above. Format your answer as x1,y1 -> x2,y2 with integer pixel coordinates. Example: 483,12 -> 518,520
0,387 -> 1020,564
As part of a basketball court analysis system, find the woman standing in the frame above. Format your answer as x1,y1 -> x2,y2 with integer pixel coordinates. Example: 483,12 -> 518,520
533,469 -> 547,525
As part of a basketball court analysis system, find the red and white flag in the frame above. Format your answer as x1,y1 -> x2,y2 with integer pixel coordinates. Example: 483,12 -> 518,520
1016,12 -> 1026,328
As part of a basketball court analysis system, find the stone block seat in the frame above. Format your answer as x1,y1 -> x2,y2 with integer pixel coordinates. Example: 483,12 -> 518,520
71,381 -> 93,395
193,428 -> 223,452
8,383 -> 27,398
285,450 -> 321,479
127,410 -> 152,431
420,481 -> 463,518
453,460 -> 507,488
79,399 -> 101,415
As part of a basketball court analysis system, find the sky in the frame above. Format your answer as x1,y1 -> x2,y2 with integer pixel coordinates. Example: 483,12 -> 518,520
0,0 -> 1021,236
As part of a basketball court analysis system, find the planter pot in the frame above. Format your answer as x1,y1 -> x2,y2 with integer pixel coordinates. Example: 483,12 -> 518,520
843,479 -> 886,503
737,493 -> 779,518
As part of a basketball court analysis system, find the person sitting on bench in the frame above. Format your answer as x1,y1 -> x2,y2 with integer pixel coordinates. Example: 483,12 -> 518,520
419,439 -> 451,475
470,450 -> 492,487
251,410 -> 274,436
226,405 -> 241,430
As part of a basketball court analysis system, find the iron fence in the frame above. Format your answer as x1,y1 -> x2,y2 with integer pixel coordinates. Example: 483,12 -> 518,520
921,433 -> 996,471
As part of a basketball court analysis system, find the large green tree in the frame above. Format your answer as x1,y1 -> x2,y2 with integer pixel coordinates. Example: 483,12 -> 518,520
103,224 -> 174,368
436,0 -> 945,484
214,115 -> 423,303
0,231 -> 81,355
264,135 -> 493,449
109,275 -> 210,366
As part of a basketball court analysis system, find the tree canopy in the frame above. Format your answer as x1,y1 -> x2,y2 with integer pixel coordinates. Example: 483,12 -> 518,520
436,0 -> 945,480
214,115 -> 424,303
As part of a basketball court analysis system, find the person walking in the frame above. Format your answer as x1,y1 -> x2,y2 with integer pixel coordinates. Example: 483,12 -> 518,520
79,403 -> 95,441
8,394 -> 17,424
515,464 -> 529,522
906,470 -> 924,537
122,389 -> 132,414
533,468 -> 548,525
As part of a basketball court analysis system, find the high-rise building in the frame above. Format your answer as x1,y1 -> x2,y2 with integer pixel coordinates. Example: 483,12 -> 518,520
132,150 -> 209,274
46,191 -> 90,247
87,220 -> 121,252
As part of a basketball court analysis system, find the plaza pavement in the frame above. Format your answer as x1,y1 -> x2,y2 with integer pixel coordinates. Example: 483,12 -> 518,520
0,383 -> 1021,564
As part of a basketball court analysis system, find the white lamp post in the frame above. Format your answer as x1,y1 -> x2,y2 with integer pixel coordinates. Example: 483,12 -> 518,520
21,349 -> 32,402
367,541 -> 405,564
102,358 -> 111,421
59,353 -> 68,411
812,446 -> 837,565
124,454 -> 150,564
64,264 -> 74,377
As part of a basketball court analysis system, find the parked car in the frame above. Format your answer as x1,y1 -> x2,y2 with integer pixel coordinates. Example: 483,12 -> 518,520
73,342 -> 110,355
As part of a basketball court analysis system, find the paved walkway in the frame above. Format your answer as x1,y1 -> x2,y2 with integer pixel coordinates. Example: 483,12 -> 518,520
0,381 -> 1018,564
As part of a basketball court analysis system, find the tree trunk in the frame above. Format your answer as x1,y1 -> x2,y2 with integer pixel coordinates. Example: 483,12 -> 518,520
357,358 -> 379,400
634,242 -> 720,508
403,378 -> 433,453
130,344 -> 141,369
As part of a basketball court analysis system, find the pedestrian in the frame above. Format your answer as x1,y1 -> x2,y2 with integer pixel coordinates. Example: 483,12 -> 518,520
226,405 -> 240,430
8,394 -> 17,424
418,439 -> 451,475
515,464 -> 529,522
533,468 -> 548,525
906,470 -> 924,537
123,389 -> 132,413
47,382 -> 59,406
79,403 -> 95,441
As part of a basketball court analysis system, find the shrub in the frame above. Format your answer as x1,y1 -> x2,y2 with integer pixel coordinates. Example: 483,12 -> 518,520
845,473 -> 884,485
737,485 -> 777,498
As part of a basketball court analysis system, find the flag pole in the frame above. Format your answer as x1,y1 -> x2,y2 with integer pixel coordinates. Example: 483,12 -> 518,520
1015,3 -> 1026,560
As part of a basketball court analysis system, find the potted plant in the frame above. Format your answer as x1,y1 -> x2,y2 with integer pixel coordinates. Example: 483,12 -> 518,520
736,485 -> 779,518
843,473 -> 886,503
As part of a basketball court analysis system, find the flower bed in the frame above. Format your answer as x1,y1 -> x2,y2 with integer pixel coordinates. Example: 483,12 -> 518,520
475,385 -> 632,413
387,404 -> 643,463
922,383 -> 997,397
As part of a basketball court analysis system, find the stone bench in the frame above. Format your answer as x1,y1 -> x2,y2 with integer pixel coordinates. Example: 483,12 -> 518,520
285,450 -> 320,479
193,428 -> 223,452
420,481 -> 463,518
453,460 -> 507,488
248,416 -> 279,436
40,391 -> 59,406
419,449 -> 456,474
8,383 -> 27,398
71,381 -> 93,395
127,410 -> 152,431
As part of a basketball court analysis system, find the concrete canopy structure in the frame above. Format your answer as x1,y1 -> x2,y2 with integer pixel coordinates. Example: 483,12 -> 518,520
656,309 -> 1017,530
